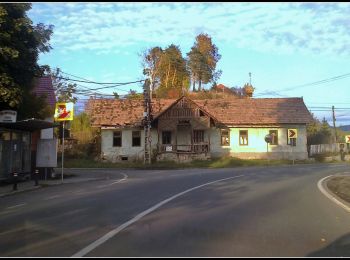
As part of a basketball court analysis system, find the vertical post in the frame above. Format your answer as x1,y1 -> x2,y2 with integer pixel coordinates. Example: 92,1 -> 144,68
332,106 -> 337,143
13,172 -> 18,191
266,142 -> 269,164
62,121 -> 65,183
34,169 -> 39,186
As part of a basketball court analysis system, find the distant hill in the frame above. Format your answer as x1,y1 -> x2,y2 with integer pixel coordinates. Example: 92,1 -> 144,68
339,125 -> 350,131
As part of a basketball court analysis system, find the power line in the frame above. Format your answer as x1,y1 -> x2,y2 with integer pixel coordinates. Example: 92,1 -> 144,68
51,75 -> 145,88
255,72 -> 350,97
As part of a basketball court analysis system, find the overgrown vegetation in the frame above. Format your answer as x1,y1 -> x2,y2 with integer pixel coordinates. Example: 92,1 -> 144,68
62,156 -> 316,169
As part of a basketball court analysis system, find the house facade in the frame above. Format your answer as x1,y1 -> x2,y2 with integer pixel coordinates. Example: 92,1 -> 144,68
87,96 -> 313,163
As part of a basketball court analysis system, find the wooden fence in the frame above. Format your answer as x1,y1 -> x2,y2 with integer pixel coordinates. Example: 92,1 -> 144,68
309,143 -> 350,156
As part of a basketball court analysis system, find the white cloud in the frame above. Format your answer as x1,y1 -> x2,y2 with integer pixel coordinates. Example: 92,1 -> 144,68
29,2 -> 350,57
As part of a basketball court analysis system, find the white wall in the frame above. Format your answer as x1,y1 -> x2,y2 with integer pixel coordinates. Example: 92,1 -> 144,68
101,128 -> 158,162
101,125 -> 309,162
40,117 -> 54,139
210,125 -> 308,160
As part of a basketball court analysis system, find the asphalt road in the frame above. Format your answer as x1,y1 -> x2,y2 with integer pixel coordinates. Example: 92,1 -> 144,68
0,163 -> 350,257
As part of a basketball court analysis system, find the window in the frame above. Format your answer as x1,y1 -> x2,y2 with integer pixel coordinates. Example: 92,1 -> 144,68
132,131 -> 141,147
221,130 -> 230,146
193,130 -> 204,143
239,130 -> 248,146
269,130 -> 278,145
288,137 -> 297,146
113,131 -> 122,147
162,131 -> 172,144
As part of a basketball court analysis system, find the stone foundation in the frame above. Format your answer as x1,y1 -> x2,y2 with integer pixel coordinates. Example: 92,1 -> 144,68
157,153 -> 211,163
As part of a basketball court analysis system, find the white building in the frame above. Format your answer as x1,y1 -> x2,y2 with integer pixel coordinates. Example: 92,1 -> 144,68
87,95 -> 313,163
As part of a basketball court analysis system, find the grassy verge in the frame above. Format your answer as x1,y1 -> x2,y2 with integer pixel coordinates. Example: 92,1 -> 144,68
327,176 -> 350,203
61,157 -> 316,169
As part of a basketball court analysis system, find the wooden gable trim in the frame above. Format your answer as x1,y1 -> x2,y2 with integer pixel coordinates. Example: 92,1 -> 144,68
152,95 -> 221,125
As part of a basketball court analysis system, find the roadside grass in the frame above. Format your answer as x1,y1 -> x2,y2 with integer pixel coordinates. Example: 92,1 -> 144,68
327,176 -> 350,203
61,157 -> 317,169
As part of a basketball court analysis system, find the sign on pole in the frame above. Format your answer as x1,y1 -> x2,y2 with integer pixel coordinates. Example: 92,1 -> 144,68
345,135 -> 350,144
54,103 -> 74,184
54,103 -> 74,121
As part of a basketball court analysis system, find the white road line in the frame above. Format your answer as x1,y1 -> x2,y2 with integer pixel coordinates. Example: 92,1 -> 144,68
72,174 -> 244,257
6,203 -> 26,210
44,195 -> 62,200
98,173 -> 128,188
317,175 -> 350,213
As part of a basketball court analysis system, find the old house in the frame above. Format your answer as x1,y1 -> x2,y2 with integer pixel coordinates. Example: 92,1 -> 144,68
86,95 -> 313,163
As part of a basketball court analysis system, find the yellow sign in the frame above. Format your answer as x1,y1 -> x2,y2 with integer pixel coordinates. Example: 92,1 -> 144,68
54,103 -> 74,121
288,129 -> 297,138
345,135 -> 350,144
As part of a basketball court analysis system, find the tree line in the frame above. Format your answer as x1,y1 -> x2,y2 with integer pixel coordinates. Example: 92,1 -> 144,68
140,33 -> 222,98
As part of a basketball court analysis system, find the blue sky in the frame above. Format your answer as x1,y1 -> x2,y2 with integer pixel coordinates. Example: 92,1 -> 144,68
28,2 -> 350,126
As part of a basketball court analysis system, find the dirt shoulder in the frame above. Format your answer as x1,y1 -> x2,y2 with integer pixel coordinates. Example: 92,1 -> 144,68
327,176 -> 350,204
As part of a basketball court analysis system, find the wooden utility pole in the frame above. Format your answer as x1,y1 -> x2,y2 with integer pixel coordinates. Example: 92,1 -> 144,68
332,105 -> 337,143
143,79 -> 152,164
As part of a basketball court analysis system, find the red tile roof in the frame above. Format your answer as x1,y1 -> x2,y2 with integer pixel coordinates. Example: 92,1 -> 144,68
87,96 -> 313,127
195,97 -> 313,125
86,98 -> 175,127
32,76 -> 56,108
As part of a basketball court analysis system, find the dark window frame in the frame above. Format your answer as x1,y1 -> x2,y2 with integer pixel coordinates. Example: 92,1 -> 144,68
162,131 -> 172,145
221,130 -> 230,146
239,130 -> 248,146
193,130 -> 204,143
113,131 -> 122,147
132,131 -> 141,147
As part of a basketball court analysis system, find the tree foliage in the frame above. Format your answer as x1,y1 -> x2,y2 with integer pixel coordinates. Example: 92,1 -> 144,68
70,112 -> 96,144
307,115 -> 333,145
141,44 -> 190,98
44,67 -> 78,103
0,3 -> 53,116
187,33 -> 222,91
140,33 -> 222,98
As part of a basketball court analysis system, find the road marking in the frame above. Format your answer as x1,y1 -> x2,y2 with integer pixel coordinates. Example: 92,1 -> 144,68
72,174 -> 244,257
98,173 -> 128,188
317,175 -> 350,213
6,203 -> 26,210
44,195 -> 62,200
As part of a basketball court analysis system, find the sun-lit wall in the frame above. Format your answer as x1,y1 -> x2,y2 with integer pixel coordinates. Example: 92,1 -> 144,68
210,125 -> 308,160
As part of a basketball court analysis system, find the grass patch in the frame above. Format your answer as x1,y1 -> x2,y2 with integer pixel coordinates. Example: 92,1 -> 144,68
327,176 -> 350,203
61,157 -> 315,169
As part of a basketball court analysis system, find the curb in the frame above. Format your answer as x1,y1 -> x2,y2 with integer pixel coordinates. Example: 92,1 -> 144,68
0,186 -> 41,198
317,175 -> 350,213
0,178 -> 104,198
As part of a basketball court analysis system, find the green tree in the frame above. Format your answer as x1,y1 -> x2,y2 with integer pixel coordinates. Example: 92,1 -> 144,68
140,46 -> 163,91
307,115 -> 333,145
187,33 -> 221,91
70,112 -> 96,144
45,67 -> 77,103
113,92 -> 119,99
0,3 -> 53,116
156,44 -> 190,98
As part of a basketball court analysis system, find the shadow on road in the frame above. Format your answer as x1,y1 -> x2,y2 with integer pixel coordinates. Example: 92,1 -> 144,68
307,232 -> 350,257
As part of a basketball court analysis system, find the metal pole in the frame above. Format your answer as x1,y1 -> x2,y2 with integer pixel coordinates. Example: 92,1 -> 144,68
62,121 -> 65,183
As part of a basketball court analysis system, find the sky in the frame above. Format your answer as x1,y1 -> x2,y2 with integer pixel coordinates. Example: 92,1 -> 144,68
27,2 -> 350,126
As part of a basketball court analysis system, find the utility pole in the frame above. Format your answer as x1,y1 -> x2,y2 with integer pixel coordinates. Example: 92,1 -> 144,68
332,105 -> 337,143
143,79 -> 152,164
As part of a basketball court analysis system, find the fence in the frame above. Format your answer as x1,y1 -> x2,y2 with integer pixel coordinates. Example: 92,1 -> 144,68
309,143 -> 350,156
